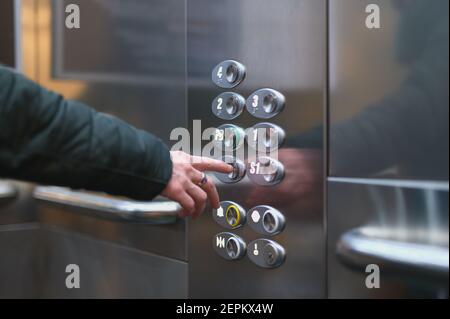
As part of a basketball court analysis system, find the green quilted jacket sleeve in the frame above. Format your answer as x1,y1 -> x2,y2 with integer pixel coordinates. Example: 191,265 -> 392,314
0,65 -> 172,201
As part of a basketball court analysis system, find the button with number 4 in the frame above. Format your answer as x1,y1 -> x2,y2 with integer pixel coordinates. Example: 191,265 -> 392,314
212,60 -> 246,89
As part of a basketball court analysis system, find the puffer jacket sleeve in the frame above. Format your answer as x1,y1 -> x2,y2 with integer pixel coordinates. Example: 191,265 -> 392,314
0,65 -> 172,201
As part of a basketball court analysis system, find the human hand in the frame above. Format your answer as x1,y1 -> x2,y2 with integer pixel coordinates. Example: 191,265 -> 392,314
161,151 -> 233,218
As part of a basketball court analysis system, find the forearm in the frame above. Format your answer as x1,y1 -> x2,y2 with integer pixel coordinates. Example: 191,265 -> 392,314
0,66 -> 172,200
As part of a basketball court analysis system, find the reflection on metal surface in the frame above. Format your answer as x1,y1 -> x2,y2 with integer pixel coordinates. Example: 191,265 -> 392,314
337,227 -> 449,279
0,181 -> 17,200
329,0 -> 449,180
328,181 -> 449,298
33,186 -> 179,224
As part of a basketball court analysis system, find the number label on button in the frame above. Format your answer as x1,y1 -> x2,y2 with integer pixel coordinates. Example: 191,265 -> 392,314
246,88 -> 285,119
212,60 -> 246,89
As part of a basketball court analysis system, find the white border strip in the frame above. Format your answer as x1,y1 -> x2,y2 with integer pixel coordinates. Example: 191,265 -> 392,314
328,177 -> 449,191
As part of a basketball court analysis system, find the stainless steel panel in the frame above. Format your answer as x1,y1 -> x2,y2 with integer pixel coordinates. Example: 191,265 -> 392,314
328,180 -> 449,298
0,181 -> 36,225
0,224 -> 187,298
50,0 -> 186,144
20,0 -> 188,260
329,0 -> 449,180
38,225 -> 187,298
0,224 -> 41,298
188,0 -> 326,298
36,203 -> 186,260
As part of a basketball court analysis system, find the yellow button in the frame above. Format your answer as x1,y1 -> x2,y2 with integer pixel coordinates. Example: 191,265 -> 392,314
225,204 -> 241,228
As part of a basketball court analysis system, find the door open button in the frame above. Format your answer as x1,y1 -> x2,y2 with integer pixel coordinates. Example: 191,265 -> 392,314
213,232 -> 246,261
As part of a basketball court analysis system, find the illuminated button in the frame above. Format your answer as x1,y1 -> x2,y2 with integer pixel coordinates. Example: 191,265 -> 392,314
214,124 -> 245,151
247,205 -> 285,236
214,156 -> 246,184
213,201 -> 246,229
212,60 -> 246,89
212,92 -> 245,120
247,239 -> 286,268
246,88 -> 285,119
246,122 -> 285,152
247,156 -> 284,186
213,232 -> 246,260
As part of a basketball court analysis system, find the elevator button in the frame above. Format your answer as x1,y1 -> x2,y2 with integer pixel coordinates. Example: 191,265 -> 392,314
247,205 -> 285,235
246,88 -> 285,119
214,155 -> 246,183
212,92 -> 245,120
247,239 -> 286,268
214,232 -> 246,261
246,123 -> 285,152
212,60 -> 246,89
247,156 -> 284,186
213,201 -> 246,229
214,124 -> 245,151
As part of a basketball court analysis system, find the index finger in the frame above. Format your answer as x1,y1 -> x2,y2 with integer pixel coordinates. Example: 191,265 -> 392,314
191,156 -> 233,173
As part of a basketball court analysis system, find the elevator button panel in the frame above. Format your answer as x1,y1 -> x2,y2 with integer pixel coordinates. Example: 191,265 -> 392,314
246,122 -> 285,152
246,88 -> 285,119
212,92 -> 245,120
247,156 -> 285,186
213,201 -> 246,229
247,239 -> 286,268
214,155 -> 246,183
212,60 -> 246,89
248,205 -> 285,236
214,232 -> 247,261
214,124 -> 245,151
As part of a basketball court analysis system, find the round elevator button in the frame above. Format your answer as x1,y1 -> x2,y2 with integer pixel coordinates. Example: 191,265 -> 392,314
247,205 -> 285,236
211,92 -> 245,120
213,232 -> 247,261
213,201 -> 246,229
247,239 -> 286,268
226,205 -> 241,228
214,155 -> 246,184
246,88 -> 285,119
246,123 -> 285,152
212,60 -> 246,89
247,156 -> 284,186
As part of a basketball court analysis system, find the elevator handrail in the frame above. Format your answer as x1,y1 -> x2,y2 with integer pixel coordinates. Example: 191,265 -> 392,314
33,186 -> 180,225
0,181 -> 17,202
337,227 -> 449,279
